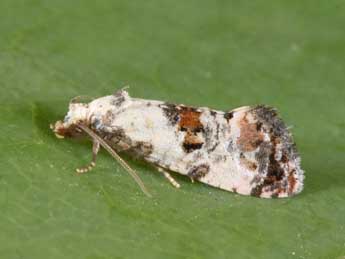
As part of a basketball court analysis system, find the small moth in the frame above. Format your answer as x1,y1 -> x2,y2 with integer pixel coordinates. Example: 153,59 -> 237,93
51,89 -> 304,198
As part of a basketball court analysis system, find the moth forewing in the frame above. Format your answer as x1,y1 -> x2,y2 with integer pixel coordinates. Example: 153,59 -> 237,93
52,89 -> 304,198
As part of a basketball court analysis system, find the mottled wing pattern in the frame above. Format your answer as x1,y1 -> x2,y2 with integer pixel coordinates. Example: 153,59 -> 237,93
87,91 -> 304,198
156,102 -> 304,198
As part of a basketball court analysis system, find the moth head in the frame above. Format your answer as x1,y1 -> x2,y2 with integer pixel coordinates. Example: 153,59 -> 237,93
51,102 -> 90,139
51,88 -> 131,139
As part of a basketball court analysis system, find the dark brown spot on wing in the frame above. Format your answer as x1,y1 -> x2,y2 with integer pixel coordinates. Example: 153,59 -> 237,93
101,128 -> 153,157
250,184 -> 264,197
188,164 -> 210,180
130,141 -> 153,157
182,131 -> 204,153
281,153 -> 289,163
161,103 -> 180,125
266,141 -> 285,182
251,135 -> 285,197
210,110 -> 217,117
183,142 -> 203,153
256,122 -> 263,131
224,111 -> 234,122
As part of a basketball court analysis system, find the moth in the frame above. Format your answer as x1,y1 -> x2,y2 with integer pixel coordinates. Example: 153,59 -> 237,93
51,89 -> 304,198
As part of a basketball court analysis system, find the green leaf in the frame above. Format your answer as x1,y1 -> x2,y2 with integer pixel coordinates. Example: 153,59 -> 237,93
0,1 -> 344,258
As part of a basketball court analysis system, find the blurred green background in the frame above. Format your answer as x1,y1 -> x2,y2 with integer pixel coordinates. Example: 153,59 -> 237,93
0,1 -> 344,258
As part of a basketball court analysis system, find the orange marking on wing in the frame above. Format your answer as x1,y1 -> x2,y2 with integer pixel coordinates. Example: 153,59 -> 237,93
179,108 -> 203,131
237,115 -> 264,152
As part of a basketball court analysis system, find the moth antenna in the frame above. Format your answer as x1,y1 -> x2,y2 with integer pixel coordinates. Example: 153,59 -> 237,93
77,124 -> 152,197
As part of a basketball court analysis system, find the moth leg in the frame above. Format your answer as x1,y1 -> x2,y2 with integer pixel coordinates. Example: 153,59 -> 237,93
76,140 -> 100,174
77,124 -> 151,197
156,166 -> 180,189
